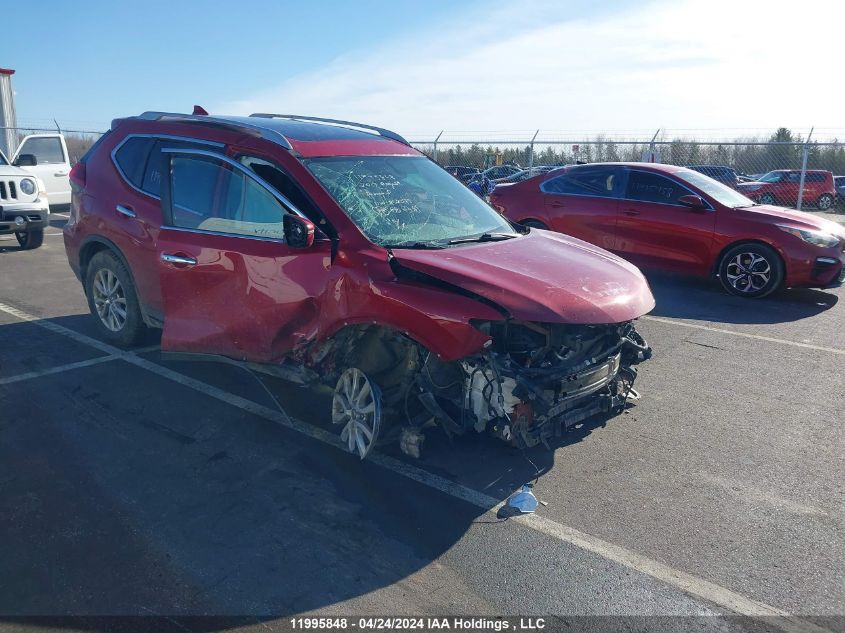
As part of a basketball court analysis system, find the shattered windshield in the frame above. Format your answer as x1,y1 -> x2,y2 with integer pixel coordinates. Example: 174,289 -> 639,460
305,156 -> 517,247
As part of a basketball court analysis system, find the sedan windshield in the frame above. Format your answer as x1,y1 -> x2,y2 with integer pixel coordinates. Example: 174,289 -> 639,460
306,156 -> 517,247
757,171 -> 783,183
676,168 -> 756,208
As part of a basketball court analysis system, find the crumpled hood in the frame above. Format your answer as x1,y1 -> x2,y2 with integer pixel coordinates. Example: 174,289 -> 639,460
392,230 -> 655,324
738,204 -> 845,238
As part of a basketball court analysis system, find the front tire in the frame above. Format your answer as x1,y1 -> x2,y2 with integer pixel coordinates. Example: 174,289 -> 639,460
718,243 -> 783,298
85,250 -> 145,347
817,194 -> 833,210
15,229 -> 44,250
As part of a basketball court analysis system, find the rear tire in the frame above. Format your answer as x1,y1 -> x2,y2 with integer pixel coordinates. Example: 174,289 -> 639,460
521,219 -> 549,230
85,250 -> 146,347
817,194 -> 833,210
759,193 -> 776,205
717,243 -> 783,298
15,229 -> 44,250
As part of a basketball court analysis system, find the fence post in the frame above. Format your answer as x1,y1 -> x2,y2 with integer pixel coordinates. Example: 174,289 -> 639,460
796,127 -> 813,211
432,130 -> 443,163
528,129 -> 539,171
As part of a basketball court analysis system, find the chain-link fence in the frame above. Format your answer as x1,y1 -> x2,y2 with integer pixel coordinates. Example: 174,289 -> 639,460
410,130 -> 845,212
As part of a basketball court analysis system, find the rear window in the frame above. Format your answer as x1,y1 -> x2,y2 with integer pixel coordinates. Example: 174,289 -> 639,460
804,173 -> 826,183
114,137 -> 155,188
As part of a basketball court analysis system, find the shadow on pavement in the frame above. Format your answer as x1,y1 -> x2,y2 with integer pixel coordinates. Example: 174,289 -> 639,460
0,313 -> 571,624
645,271 -> 838,324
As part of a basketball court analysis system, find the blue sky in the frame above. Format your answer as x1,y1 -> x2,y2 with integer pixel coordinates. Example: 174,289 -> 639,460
4,1 -> 843,139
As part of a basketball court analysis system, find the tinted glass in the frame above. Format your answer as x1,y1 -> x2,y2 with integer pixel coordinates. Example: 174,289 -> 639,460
542,167 -> 622,198
19,137 -> 64,164
170,155 -> 287,239
142,139 -> 210,196
114,137 -> 154,187
626,171 -> 687,204
805,173 -> 825,182
239,155 -> 324,226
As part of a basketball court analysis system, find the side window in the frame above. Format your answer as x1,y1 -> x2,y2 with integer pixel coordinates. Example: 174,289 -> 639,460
141,139 -> 210,197
238,155 -> 327,228
626,171 -> 686,205
169,154 -> 287,240
542,168 -> 622,198
18,137 -> 65,164
114,137 -> 155,188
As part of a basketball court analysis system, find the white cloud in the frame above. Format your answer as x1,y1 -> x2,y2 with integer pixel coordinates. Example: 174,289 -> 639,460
213,0 -> 845,140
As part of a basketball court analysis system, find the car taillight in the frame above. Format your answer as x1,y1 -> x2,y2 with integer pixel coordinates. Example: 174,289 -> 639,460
69,162 -> 86,190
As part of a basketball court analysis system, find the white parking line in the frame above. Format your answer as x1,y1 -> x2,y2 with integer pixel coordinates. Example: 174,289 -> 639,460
642,315 -> 845,355
0,300 -> 831,633
0,356 -> 119,386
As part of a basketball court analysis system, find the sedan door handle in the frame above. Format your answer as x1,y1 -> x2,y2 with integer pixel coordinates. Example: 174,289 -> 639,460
116,204 -> 137,218
623,209 -> 641,216
54,171 -> 69,177
160,253 -> 197,266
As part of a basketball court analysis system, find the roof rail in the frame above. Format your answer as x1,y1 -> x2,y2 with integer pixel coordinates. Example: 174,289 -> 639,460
250,113 -> 410,146
135,111 -> 293,150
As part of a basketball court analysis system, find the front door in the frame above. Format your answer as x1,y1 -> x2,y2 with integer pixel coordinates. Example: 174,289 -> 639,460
157,148 -> 332,363
616,169 -> 717,275
14,135 -> 71,205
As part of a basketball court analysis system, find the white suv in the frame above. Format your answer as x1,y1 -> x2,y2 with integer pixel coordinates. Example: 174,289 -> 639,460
0,148 -> 50,249
11,133 -> 72,207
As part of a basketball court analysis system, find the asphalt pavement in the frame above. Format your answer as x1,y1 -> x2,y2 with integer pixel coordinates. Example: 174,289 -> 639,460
0,214 -> 842,633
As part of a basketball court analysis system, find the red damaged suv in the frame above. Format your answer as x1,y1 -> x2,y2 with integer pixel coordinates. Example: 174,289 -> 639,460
64,111 -> 654,458
491,163 -> 845,298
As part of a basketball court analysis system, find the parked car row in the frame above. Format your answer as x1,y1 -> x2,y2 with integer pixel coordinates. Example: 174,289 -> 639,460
62,111 -> 655,460
489,162 -> 845,298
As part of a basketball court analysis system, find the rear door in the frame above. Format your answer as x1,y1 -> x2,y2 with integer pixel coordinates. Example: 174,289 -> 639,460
540,166 -> 624,251
156,147 -> 333,363
13,134 -> 71,205
616,169 -> 717,274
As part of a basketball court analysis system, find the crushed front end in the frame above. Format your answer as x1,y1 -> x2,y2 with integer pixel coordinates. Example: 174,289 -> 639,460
415,320 -> 651,450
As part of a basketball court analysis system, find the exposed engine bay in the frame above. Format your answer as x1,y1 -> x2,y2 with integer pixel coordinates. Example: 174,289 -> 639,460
294,318 -> 651,458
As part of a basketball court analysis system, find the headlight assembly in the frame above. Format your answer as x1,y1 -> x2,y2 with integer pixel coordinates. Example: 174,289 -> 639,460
19,178 -> 36,195
776,225 -> 841,248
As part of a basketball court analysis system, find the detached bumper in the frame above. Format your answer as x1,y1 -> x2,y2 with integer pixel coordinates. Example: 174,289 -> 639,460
0,205 -> 48,234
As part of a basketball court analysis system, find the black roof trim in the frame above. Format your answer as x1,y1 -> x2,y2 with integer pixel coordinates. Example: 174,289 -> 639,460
135,112 -> 293,150
250,113 -> 410,146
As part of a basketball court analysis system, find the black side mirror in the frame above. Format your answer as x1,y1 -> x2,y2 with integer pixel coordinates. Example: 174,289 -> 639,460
678,194 -> 706,209
14,154 -> 37,167
284,214 -> 315,249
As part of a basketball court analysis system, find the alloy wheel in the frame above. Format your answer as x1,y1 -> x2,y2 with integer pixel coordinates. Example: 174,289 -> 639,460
92,268 -> 128,332
725,252 -> 772,294
817,194 -> 833,210
332,368 -> 382,459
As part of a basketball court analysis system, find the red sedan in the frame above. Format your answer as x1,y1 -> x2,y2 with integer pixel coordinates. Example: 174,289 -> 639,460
490,163 -> 845,298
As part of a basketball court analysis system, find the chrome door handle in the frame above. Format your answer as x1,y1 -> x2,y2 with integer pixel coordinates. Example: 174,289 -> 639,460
116,204 -> 137,218
55,171 -> 69,177
160,253 -> 197,266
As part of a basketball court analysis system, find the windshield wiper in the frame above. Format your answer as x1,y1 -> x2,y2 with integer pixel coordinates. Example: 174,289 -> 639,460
384,240 -> 445,250
447,232 -> 518,245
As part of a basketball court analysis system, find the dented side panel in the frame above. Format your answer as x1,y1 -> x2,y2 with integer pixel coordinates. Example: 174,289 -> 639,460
158,231 -> 501,363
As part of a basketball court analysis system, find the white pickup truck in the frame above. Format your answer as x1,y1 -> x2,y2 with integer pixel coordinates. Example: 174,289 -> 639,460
0,147 -> 50,249
10,133 -> 72,208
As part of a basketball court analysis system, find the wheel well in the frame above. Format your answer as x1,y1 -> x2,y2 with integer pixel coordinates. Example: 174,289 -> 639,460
77,238 -> 150,322
79,240 -> 110,281
713,239 -> 787,281
518,217 -> 548,228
